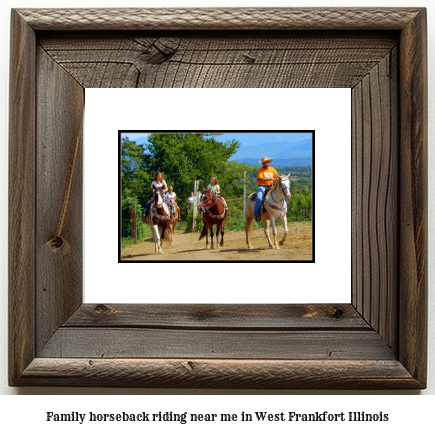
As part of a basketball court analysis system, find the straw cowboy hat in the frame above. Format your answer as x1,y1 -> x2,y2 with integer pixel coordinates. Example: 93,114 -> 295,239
259,157 -> 273,164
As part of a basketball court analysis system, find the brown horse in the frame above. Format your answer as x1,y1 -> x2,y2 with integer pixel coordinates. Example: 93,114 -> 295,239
146,189 -> 174,254
166,199 -> 180,241
199,189 -> 226,249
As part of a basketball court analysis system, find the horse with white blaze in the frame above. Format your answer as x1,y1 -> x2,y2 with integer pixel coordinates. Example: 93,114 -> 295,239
245,174 -> 291,249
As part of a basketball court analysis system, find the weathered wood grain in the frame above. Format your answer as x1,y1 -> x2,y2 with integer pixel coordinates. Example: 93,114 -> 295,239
398,8 -> 428,386
18,358 -> 420,389
351,51 -> 398,352
38,33 -> 396,88
8,10 -> 36,387
65,304 -> 369,329
35,47 -> 84,353
39,328 -> 395,360
16,8 -> 422,31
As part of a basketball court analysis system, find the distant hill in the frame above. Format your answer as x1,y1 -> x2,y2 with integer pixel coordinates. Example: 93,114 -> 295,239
230,138 -> 312,163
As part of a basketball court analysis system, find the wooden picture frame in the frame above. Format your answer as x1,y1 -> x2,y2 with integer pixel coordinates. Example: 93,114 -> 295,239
9,8 -> 427,388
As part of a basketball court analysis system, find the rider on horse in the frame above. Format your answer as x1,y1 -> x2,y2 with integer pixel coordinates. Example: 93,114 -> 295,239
142,172 -> 176,220
165,186 -> 181,221
206,176 -> 228,212
254,157 -> 279,222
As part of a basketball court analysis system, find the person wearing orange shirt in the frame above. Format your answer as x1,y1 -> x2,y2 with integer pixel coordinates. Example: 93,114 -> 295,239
254,157 -> 279,222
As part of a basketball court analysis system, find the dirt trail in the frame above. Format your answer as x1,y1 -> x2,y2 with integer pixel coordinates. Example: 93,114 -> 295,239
121,221 -> 312,261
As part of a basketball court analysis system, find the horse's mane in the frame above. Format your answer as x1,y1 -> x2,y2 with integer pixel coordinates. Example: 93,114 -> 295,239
270,175 -> 282,193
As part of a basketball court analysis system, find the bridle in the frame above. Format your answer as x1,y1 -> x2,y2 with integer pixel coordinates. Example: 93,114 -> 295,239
279,175 -> 291,194
266,176 -> 290,213
200,191 -> 226,219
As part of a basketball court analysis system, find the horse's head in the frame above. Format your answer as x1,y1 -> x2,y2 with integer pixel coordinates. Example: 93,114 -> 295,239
200,189 -> 211,205
279,174 -> 292,200
154,189 -> 164,208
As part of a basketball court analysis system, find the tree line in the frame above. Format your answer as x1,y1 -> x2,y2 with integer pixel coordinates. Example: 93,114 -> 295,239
122,133 -> 256,206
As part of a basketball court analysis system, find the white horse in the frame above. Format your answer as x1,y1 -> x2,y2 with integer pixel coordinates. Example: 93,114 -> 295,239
146,189 -> 173,254
245,174 -> 292,249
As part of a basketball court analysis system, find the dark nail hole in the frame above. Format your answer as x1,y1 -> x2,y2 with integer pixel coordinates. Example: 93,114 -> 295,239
333,308 -> 344,319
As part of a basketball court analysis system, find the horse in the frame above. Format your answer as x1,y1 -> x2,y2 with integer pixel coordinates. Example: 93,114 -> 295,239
166,199 -> 180,241
199,189 -> 227,249
146,189 -> 174,254
245,174 -> 292,249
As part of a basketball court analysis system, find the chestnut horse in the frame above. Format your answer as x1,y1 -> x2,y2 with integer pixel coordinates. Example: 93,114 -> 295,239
146,189 -> 174,254
199,189 -> 226,249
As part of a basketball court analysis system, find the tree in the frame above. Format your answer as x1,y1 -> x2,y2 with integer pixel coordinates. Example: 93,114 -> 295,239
121,136 -> 151,206
121,133 -> 259,216
143,133 -> 249,203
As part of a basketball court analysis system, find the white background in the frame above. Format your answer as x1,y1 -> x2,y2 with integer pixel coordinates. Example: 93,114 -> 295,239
0,0 -> 434,428
85,88 -> 351,304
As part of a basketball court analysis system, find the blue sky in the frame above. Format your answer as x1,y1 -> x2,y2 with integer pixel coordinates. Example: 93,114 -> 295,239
120,132 -> 312,147
121,132 -> 149,141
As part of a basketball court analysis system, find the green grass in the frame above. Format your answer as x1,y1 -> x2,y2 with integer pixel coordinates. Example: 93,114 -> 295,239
121,237 -> 137,250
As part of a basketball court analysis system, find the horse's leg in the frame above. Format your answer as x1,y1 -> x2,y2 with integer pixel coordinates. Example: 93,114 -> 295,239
215,223 -> 220,248
170,223 -> 174,242
168,220 -> 175,242
279,214 -> 288,246
220,222 -> 225,247
152,224 -> 160,254
269,217 -> 279,249
210,226 -> 215,249
204,221 -> 210,250
159,226 -> 165,254
263,219 -> 274,249
157,225 -> 163,254
245,202 -> 255,249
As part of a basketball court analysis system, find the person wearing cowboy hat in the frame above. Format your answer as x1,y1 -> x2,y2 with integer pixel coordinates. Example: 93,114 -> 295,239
254,157 -> 279,222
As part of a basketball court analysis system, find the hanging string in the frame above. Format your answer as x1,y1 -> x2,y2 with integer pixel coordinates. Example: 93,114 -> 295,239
45,132 -> 81,255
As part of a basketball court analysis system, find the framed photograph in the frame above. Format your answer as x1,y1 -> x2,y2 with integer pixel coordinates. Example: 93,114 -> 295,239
117,129 -> 314,263
9,8 -> 427,388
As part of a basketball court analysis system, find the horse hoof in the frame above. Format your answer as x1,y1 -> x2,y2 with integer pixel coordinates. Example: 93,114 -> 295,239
279,240 -> 285,246
247,245 -> 254,249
